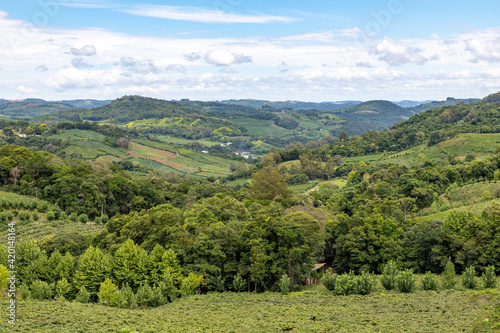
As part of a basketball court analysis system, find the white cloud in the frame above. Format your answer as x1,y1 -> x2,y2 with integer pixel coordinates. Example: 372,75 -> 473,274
14,85 -> 40,95
204,51 -> 252,66
166,64 -> 187,74
70,45 -> 97,56
71,57 -> 93,68
375,38 -> 428,66
36,65 -> 48,72
465,37 -> 500,63
122,5 -> 299,24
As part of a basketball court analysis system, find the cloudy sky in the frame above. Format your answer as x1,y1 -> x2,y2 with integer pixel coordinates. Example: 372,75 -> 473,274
1,0 -> 500,102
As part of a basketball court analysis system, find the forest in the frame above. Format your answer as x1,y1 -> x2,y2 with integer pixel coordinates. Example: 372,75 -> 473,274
0,93 -> 500,331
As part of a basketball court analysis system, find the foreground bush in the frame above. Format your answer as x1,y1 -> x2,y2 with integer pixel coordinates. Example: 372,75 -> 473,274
380,261 -> 399,290
462,266 -> 478,289
396,270 -> 416,293
421,272 -> 439,291
482,266 -> 497,289
321,270 -> 337,291
354,272 -> 373,295
442,259 -> 457,289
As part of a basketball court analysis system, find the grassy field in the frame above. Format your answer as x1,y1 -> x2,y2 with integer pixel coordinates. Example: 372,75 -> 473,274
2,287 -> 495,332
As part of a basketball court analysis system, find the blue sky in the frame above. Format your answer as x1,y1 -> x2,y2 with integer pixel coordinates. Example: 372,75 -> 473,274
1,0 -> 500,101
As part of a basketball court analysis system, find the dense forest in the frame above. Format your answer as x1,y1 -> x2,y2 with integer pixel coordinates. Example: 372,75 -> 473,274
0,93 -> 499,317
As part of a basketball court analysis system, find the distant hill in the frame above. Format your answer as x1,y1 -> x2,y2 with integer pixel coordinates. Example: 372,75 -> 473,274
332,100 -> 413,130
482,92 -> 500,104
408,97 -> 479,113
0,100 -> 76,118
35,95 -> 194,123
393,100 -> 432,108
60,99 -> 112,109
220,99 -> 361,110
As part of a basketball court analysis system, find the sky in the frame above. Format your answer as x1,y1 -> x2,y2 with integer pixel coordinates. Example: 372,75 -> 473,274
1,0 -> 500,102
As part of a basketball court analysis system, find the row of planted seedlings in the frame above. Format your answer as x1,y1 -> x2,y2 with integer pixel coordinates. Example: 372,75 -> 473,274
321,259 -> 498,295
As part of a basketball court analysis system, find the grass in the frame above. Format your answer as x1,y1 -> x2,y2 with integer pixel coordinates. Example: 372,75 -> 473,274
154,135 -> 224,147
1,286 -> 493,332
48,129 -> 106,142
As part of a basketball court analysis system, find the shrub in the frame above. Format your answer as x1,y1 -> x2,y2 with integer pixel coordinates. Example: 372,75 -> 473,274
12,210 -> 18,217
321,269 -> 337,291
462,266 -> 478,289
334,273 -> 354,296
0,212 -> 6,222
159,272 -> 177,302
37,202 -> 48,213
381,260 -> 399,290
279,274 -> 291,295
442,258 -> 457,289
98,278 -> 120,306
396,270 -> 416,293
136,284 -> 154,307
19,284 -> 31,299
31,210 -> 39,221
100,214 -> 109,224
74,286 -> 90,303
233,274 -> 246,292
46,211 -> 56,221
118,284 -> 136,309
55,278 -> 71,299
212,275 -> 225,292
483,266 -> 497,289
421,272 -> 439,291
59,211 -> 67,220
18,210 -> 30,221
69,213 -> 78,222
7,212 -> 13,221
78,213 -> 89,223
354,272 -> 374,295
149,286 -> 165,307
180,273 -> 202,297
30,280 -> 53,300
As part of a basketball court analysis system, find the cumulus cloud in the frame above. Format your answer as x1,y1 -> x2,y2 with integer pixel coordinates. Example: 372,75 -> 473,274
375,38 -> 428,66
36,65 -> 48,72
70,45 -> 97,56
71,58 -> 93,69
204,51 -> 252,66
119,57 -> 160,73
166,64 -> 187,74
465,37 -> 500,63
219,68 -> 237,74
14,85 -> 39,94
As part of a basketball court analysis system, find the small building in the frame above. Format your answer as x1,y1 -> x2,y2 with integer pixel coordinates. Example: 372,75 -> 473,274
305,263 -> 332,286
201,150 -> 209,154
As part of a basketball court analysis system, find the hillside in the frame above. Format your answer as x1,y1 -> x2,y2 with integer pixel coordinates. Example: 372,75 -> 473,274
220,99 -> 361,110
407,97 -> 479,114
0,99 -> 76,118
60,99 -> 112,109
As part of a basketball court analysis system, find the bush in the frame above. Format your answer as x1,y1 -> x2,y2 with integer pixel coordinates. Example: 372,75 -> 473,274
98,278 -> 120,306
18,210 -> 30,221
334,273 -> 354,296
37,202 -> 48,213
118,284 -> 137,309
136,284 -> 154,307
0,212 -> 6,222
421,272 -> 439,291
46,211 -> 56,221
442,258 -> 457,289
31,210 -> 39,221
279,274 -> 291,295
69,213 -> 78,222
149,286 -> 165,307
78,213 -> 89,223
100,214 -> 109,224
354,272 -> 373,295
55,278 -> 71,299
180,273 -> 202,297
212,275 -> 225,292
381,261 -> 399,290
321,269 -> 337,291
159,272 -> 177,302
74,286 -> 90,303
31,280 -> 53,300
233,274 -> 246,292
396,270 -> 416,293
462,266 -> 478,289
483,266 -> 497,289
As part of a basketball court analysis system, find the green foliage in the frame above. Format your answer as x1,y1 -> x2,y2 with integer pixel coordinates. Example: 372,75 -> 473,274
442,259 -> 457,289
380,261 -> 399,291
78,213 -> 88,223
75,246 -> 113,296
279,274 -> 291,295
396,270 -> 416,293
462,266 -> 478,289
98,278 -> 120,306
136,284 -> 154,307
421,272 -> 439,291
354,272 -> 374,295
46,211 -> 56,221
180,273 -> 202,297
321,269 -> 337,292
30,280 -> 53,300
31,210 -> 39,221
0,264 -> 9,290
233,274 -> 246,292
74,286 -> 90,303
18,210 -> 30,221
334,273 -> 355,296
483,266 -> 497,289
55,278 -> 71,299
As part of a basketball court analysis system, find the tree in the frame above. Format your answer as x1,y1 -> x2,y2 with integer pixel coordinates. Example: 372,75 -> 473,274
249,166 -> 292,201
75,246 -> 113,296
339,130 -> 348,142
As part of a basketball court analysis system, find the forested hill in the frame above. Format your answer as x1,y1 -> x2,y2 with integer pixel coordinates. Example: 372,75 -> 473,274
332,100 -> 413,131
35,95 -> 195,123
320,94 -> 500,157
0,99 -> 76,118
407,97 -> 480,114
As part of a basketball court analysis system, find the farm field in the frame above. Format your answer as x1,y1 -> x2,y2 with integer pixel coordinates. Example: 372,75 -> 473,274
2,288 -> 494,333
